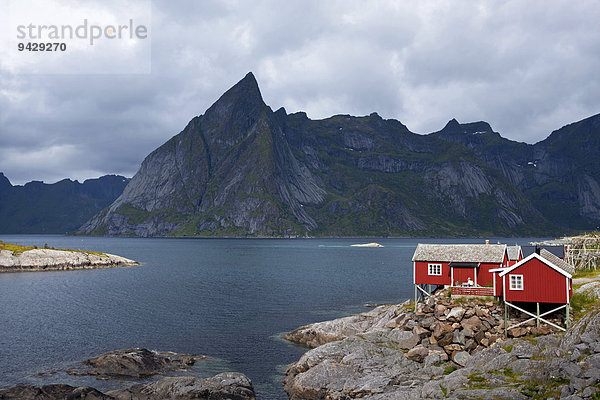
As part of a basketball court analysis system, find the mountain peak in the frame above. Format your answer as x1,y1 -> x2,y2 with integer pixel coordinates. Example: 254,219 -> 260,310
0,172 -> 11,192
227,71 -> 263,102
203,72 -> 266,123
444,118 -> 461,130
439,119 -> 493,135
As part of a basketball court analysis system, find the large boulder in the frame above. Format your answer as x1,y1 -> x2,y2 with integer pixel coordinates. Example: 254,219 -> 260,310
283,303 -> 407,347
69,348 -> 206,378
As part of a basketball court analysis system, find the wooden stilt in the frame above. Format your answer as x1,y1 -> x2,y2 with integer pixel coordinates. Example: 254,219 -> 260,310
504,302 -> 508,337
536,303 -> 540,327
414,285 -> 418,312
566,303 -> 570,329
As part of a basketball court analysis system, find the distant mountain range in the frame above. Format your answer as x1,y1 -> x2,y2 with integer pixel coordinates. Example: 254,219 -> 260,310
74,72 -> 600,237
0,174 -> 129,233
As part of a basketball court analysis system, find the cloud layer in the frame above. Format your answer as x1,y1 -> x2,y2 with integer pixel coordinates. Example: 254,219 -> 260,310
1,0 -> 599,184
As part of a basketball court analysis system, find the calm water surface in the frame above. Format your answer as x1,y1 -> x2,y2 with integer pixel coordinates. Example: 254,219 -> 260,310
0,235 -> 544,399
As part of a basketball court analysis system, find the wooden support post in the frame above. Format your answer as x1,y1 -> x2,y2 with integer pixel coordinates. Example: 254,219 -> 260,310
566,303 -> 570,329
414,285 -> 418,312
536,302 -> 540,327
504,302 -> 508,337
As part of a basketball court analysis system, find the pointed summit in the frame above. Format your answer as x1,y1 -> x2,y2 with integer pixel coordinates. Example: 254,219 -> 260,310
0,172 -> 12,192
440,118 -> 461,133
212,72 -> 264,108
202,72 -> 267,129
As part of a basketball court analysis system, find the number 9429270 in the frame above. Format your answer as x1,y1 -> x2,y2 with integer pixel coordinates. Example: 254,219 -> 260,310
18,42 -> 66,51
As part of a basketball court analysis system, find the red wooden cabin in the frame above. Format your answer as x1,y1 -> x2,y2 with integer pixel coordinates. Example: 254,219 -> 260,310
412,243 -> 508,297
492,248 -> 574,332
493,249 -> 573,302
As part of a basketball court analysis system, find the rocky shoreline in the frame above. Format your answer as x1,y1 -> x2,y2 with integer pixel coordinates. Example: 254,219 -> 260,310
0,348 -> 256,400
283,286 -> 600,399
0,248 -> 139,272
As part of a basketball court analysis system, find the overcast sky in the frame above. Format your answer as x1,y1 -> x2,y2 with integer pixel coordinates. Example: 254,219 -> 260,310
1,0 -> 599,185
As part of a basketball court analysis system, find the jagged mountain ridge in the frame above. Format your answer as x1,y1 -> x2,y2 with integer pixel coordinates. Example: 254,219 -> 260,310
0,174 -> 129,233
78,73 -> 599,237
432,113 -> 600,229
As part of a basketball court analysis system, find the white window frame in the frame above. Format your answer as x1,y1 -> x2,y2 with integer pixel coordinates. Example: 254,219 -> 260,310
428,263 -> 442,276
509,274 -> 523,291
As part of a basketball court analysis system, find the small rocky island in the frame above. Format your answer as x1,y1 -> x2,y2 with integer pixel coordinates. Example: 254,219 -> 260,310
68,348 -> 206,378
0,241 -> 139,272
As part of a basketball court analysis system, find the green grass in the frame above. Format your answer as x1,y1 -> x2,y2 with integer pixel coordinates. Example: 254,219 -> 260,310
466,373 -> 491,389
573,269 -> 600,280
440,385 -> 448,397
0,240 -> 107,257
443,365 -> 457,375
571,291 -> 600,317
492,367 -> 520,380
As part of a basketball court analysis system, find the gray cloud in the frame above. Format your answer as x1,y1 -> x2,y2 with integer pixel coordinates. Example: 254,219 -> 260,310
1,0 -> 599,184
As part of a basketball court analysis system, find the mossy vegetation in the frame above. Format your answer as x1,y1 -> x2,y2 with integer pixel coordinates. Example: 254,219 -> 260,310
0,240 -> 107,257
443,365 -> 457,375
571,291 -> 600,316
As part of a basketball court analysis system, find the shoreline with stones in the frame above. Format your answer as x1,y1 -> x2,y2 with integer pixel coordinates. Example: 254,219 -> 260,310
283,285 -> 600,399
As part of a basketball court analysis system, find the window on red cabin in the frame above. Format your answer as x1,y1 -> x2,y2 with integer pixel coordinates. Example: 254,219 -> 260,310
428,263 -> 442,276
509,274 -> 523,290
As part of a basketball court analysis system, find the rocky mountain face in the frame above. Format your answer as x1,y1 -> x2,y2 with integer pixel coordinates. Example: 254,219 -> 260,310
0,174 -> 129,234
432,114 -> 600,230
78,73 -> 599,237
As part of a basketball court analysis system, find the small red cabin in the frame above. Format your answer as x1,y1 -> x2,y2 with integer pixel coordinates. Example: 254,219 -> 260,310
412,243 -> 508,290
494,249 -> 573,303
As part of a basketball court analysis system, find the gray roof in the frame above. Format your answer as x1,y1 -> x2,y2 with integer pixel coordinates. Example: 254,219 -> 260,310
507,245 -> 521,261
412,243 -> 507,263
540,249 -> 575,275
522,245 -> 564,259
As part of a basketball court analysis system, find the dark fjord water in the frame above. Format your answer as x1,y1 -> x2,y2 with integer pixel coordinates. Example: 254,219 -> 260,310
0,235 -> 543,399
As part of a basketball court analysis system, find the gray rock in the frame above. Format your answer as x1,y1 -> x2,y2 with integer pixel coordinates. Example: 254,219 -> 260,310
413,325 -> 430,338
0,373 -> 256,400
406,345 -> 430,362
575,281 -> 600,299
69,348 -> 206,378
399,334 -> 422,350
283,304 -> 402,348
0,385 -> 110,400
461,315 -> 483,331
462,327 -> 474,338
447,307 -> 465,322
452,330 -> 466,346
108,373 -> 256,400
452,351 -> 470,366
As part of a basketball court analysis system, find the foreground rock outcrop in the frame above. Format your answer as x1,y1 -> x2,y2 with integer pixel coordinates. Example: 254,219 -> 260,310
0,248 -> 139,272
107,373 -> 256,400
0,349 -> 255,400
0,373 -> 256,400
285,291 -> 599,399
68,348 -> 206,378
